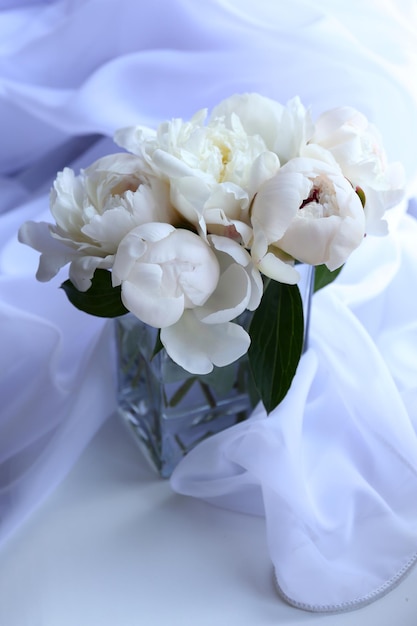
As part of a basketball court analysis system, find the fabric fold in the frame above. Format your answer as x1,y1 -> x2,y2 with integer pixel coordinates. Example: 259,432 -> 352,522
0,297 -> 116,546
0,188 -> 116,548
171,214 -> 417,610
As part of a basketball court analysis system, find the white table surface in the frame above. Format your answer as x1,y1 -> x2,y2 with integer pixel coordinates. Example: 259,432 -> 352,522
1,414 -> 416,626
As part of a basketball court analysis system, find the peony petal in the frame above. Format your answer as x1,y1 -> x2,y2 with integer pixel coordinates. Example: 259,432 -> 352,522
121,265 -> 185,328
246,264 -> 264,311
210,92 -> 285,151
69,254 -> 114,291
300,143 -> 340,167
18,220 -> 78,282
161,310 -> 250,375
81,207 -> 139,248
197,263 -> 250,323
153,149 -> 209,179
251,170 -> 308,243
113,125 -> 156,155
113,226 -> 220,320
129,221 -> 175,243
112,228 -> 148,285
209,234 -> 251,266
278,204 -> 365,270
248,151 -> 280,198
256,248 -> 300,284
205,182 -> 249,218
171,176 -> 210,228
312,106 -> 368,145
84,152 -> 143,177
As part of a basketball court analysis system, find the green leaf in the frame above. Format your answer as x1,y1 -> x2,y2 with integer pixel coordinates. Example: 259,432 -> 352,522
60,269 -> 129,318
151,331 -> 164,359
248,280 -> 304,414
314,264 -> 343,292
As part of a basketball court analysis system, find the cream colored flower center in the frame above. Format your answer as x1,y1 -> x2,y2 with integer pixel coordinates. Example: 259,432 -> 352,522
300,175 -> 336,218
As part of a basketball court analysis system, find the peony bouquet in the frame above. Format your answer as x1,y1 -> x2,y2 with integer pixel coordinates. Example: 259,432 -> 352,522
19,93 -> 404,413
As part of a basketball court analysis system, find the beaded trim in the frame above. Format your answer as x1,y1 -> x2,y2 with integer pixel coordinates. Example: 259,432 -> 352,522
273,551 -> 417,613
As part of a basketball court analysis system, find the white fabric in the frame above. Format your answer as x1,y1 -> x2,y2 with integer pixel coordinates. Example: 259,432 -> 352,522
172,211 -> 417,610
1,0 -> 417,612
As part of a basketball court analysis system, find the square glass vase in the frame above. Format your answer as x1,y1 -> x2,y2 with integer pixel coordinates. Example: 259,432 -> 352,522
114,265 -> 314,478
114,314 -> 255,478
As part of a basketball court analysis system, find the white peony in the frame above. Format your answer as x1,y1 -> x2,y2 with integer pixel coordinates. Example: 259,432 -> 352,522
160,235 -> 263,374
308,106 -> 405,234
112,225 -> 263,373
114,108 -> 274,245
18,92 -> 405,389
210,93 -> 314,165
251,157 -> 366,282
18,154 -> 175,291
111,224 -> 221,329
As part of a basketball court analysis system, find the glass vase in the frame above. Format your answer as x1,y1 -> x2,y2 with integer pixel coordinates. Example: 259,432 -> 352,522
114,265 -> 314,478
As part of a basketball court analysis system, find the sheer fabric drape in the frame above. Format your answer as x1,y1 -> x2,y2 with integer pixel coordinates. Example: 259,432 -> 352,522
1,0 -> 417,609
